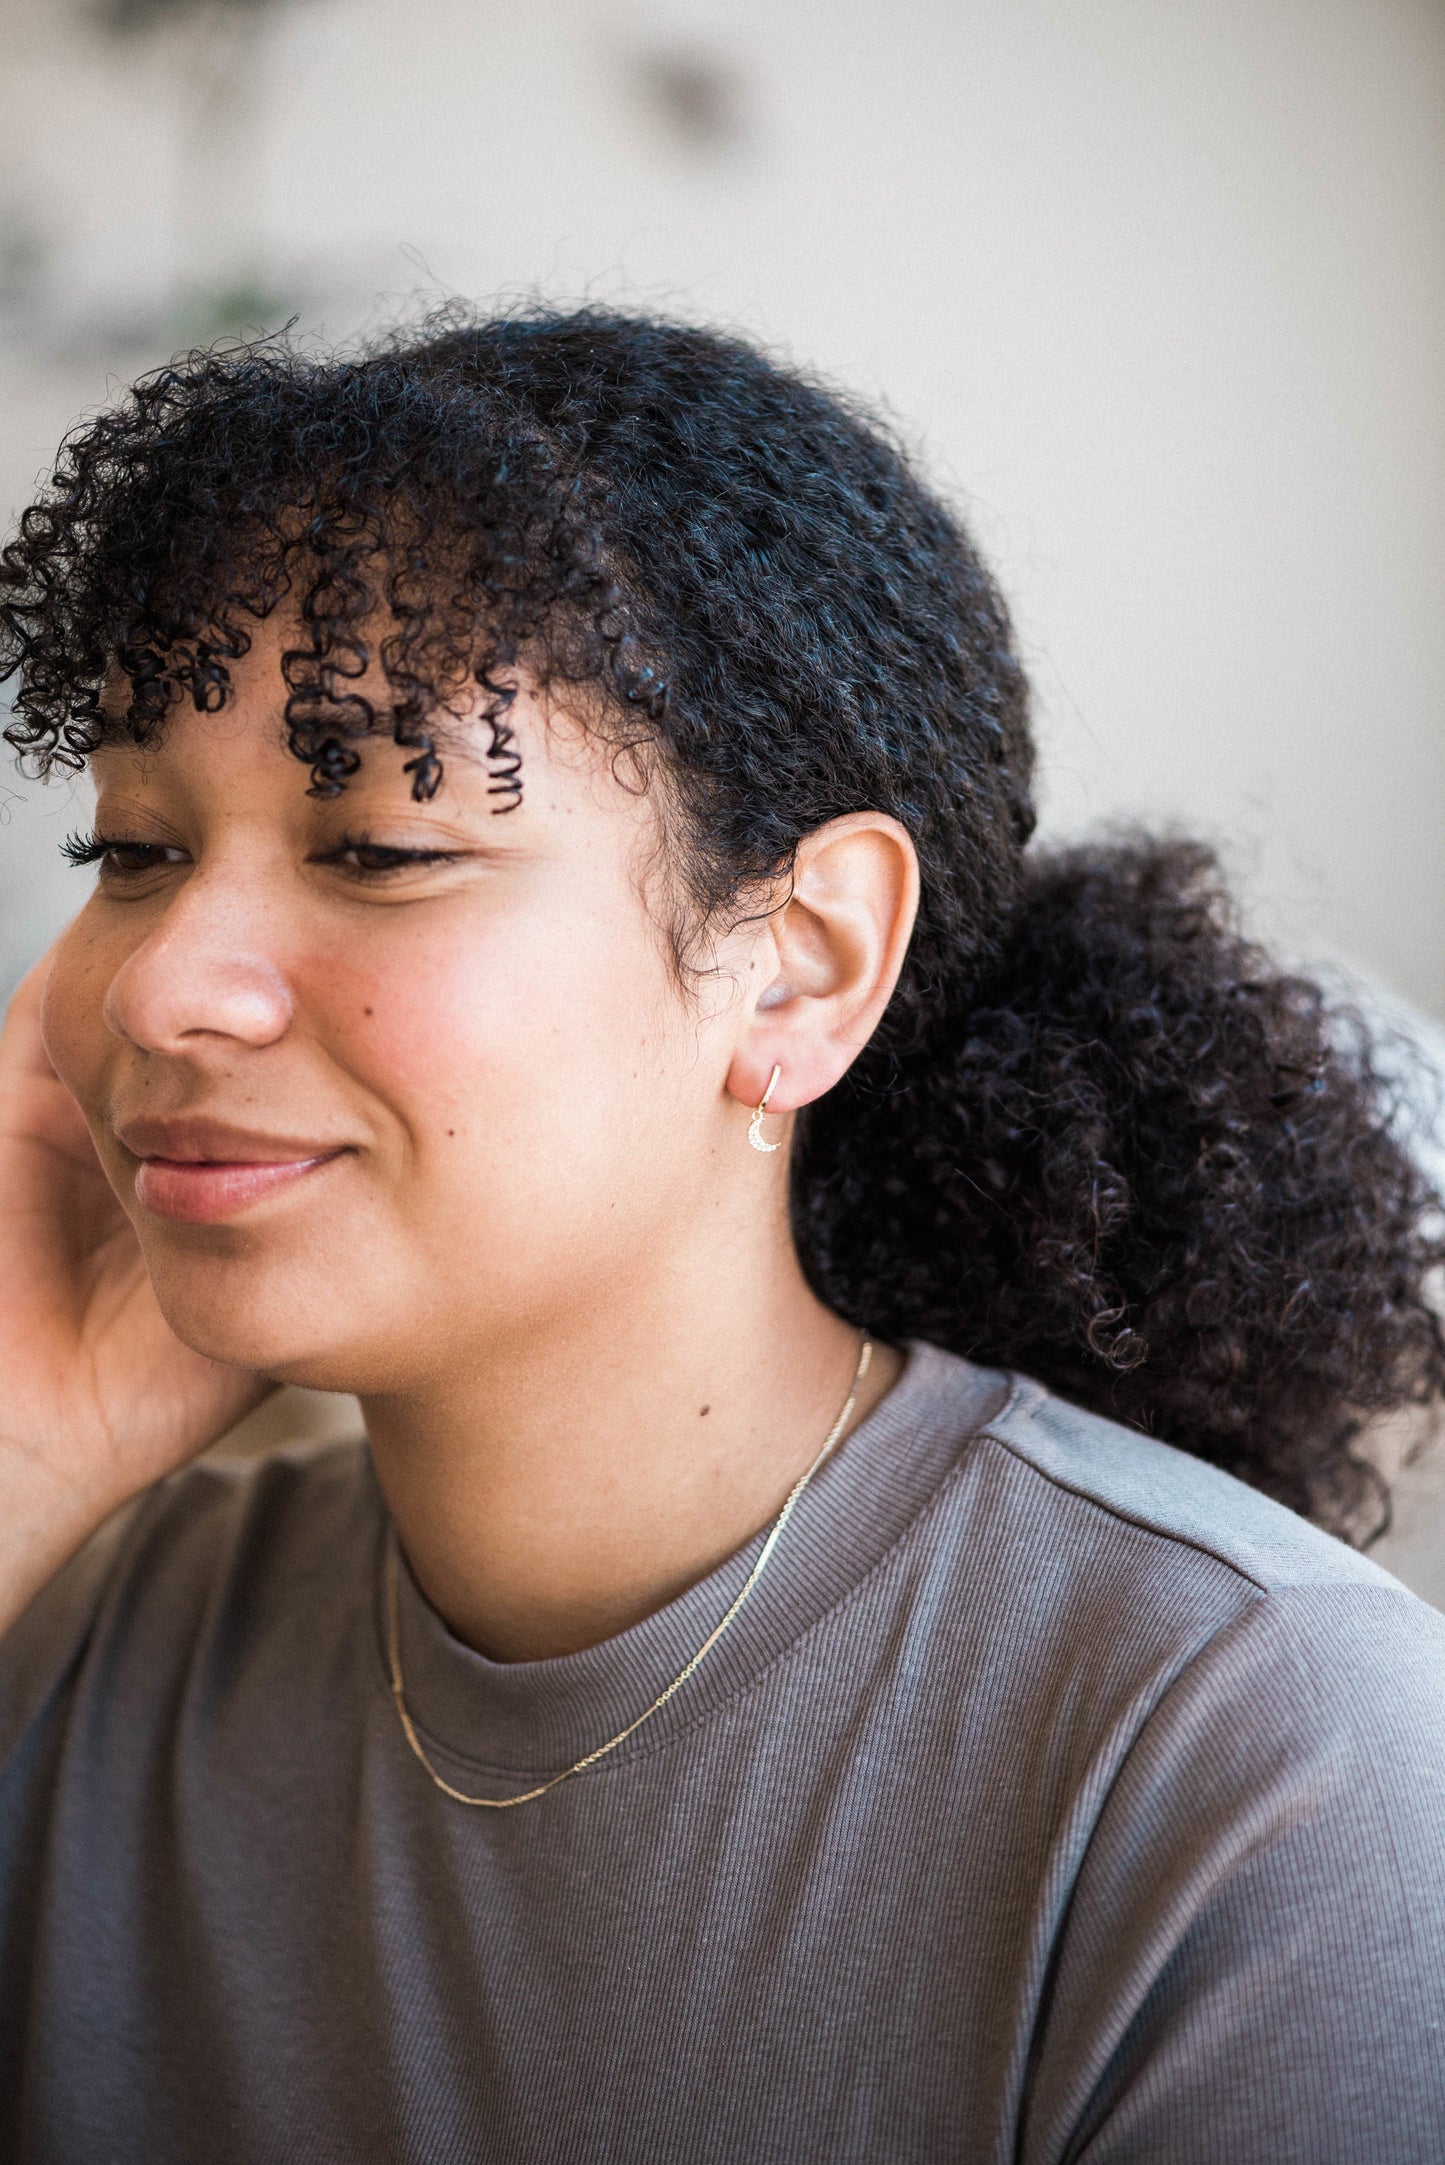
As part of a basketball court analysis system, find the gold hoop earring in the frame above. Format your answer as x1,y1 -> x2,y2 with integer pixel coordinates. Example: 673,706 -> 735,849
748,1063 -> 784,1153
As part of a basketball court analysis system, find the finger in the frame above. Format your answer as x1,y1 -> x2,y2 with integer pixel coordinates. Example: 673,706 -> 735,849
0,938 -> 70,1084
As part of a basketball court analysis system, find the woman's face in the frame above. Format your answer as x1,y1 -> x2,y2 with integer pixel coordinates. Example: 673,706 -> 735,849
41,623 -> 755,1393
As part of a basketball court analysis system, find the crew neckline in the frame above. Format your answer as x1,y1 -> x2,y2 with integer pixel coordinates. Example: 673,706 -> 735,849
374,1339 -> 1012,1785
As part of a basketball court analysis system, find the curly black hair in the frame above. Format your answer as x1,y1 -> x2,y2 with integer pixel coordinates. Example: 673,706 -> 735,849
4,306 -> 1441,1542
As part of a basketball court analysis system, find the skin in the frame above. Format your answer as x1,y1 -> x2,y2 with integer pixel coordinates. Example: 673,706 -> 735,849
0,618 -> 920,1660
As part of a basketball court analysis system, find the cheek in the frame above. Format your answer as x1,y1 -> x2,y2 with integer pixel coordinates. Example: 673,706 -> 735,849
308,905 -> 675,1177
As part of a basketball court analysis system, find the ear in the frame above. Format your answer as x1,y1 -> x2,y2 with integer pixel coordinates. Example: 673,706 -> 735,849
725,812 -> 920,1121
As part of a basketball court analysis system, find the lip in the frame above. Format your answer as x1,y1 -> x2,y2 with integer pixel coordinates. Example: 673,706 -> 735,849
115,1112 -> 347,1163
133,1151 -> 347,1224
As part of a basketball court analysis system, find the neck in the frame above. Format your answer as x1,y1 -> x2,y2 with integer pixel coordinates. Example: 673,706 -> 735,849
360,1222 -> 900,1663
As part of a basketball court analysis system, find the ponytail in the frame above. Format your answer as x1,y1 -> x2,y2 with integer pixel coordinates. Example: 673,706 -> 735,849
797,836 -> 1445,1544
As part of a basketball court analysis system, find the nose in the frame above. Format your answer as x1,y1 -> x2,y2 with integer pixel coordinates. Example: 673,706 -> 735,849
101,883 -> 293,1054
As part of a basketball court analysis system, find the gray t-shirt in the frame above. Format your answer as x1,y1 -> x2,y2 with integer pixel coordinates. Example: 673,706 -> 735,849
3,1341 -> 1444,2163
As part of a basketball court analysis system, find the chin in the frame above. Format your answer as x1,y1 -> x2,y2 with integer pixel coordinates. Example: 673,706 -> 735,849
144,1248 -> 390,1395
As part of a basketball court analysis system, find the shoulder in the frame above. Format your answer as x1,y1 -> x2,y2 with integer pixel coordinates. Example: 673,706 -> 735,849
97,1434 -> 381,1623
905,1341 -> 1445,1734
967,1353 -> 1414,1600
1,1438 -> 382,1752
916,1348 -> 1445,1874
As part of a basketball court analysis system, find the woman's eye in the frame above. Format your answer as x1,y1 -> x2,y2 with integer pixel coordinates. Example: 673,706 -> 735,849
60,832 -> 187,877
319,837 -> 463,879
58,830 -> 464,884
105,843 -> 185,874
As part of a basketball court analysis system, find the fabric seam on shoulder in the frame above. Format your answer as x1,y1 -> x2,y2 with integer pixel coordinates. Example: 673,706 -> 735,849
978,1413 -> 1278,1595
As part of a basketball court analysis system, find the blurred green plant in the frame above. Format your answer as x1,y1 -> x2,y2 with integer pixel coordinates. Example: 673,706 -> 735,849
170,278 -> 296,345
99,0 -> 287,31
88,0 -> 313,348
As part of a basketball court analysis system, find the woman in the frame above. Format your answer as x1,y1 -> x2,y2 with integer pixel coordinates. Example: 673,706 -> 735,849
1,309 -> 1442,2163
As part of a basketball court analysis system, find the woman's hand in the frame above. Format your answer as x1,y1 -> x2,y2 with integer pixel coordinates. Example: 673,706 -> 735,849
0,943 -> 272,1635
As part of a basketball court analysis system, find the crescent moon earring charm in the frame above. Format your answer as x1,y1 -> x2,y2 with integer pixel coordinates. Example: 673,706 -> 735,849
748,1064 -> 784,1153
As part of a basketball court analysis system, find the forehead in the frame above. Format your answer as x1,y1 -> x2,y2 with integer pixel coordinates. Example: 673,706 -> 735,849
89,644 -> 659,850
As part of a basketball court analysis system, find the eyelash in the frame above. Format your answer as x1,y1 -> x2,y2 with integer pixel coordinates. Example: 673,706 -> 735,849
60,831 -> 173,873
320,830 -> 465,878
60,828 -> 465,881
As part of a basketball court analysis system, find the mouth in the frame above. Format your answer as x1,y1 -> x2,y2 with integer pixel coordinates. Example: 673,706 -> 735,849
132,1151 -> 350,1225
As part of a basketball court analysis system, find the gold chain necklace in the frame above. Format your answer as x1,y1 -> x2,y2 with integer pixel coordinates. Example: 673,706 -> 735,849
385,1333 -> 874,1809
